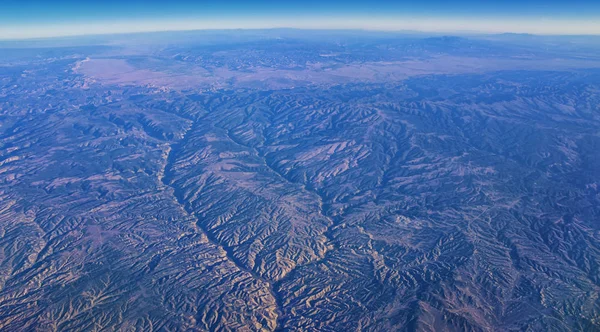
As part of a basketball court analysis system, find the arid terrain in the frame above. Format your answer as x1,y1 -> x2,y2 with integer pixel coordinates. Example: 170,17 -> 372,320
0,30 -> 599,331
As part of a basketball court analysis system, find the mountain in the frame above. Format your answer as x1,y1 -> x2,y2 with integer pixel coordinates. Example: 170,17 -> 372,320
0,30 -> 599,331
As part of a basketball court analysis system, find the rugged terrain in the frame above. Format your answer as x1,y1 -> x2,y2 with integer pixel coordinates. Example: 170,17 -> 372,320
0,30 -> 599,331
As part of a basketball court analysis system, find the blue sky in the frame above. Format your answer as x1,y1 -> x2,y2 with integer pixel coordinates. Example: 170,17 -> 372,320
1,0 -> 600,38
4,0 -> 600,22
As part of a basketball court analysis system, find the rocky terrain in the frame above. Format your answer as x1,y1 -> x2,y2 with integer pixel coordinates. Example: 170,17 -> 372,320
0,30 -> 599,331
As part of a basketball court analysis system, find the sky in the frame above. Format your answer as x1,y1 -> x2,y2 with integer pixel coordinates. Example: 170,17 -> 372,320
1,0 -> 600,39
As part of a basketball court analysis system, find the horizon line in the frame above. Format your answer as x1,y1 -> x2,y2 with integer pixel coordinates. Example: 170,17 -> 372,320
2,17 -> 600,41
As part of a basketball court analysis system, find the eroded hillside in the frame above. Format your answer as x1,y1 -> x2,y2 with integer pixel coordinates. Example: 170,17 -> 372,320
0,31 -> 599,331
